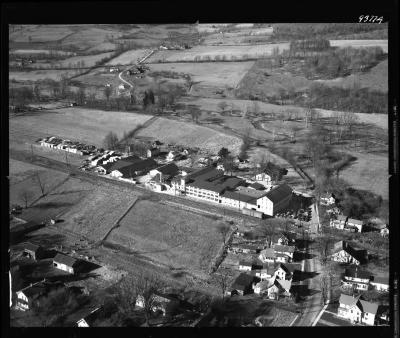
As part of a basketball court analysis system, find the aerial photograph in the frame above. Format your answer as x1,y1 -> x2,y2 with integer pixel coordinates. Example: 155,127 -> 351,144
8,22 -> 390,327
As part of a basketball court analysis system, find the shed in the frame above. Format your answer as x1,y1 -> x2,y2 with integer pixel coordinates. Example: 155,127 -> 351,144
22,242 -> 44,260
53,253 -> 79,274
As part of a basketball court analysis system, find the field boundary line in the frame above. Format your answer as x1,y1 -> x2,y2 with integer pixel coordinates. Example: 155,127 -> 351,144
289,314 -> 299,326
98,197 -> 140,245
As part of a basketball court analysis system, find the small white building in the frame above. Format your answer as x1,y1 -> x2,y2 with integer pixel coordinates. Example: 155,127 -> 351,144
337,294 -> 378,326
238,261 -> 253,271
370,276 -> 389,292
259,248 -> 276,263
53,253 -> 78,274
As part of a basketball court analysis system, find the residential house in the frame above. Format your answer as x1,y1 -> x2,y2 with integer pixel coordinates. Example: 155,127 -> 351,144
266,277 -> 292,300
238,261 -> 253,272
330,241 -> 368,265
226,273 -> 255,296
347,218 -> 364,233
272,244 -> 295,263
275,263 -> 296,281
341,267 -> 371,291
277,232 -> 296,246
229,243 -> 261,255
110,158 -> 157,179
259,248 -> 276,263
372,224 -> 389,237
76,307 -> 104,327
370,276 -> 389,292
330,215 -> 348,230
255,264 -> 276,280
253,279 -> 273,295
166,151 -> 177,162
15,280 -> 64,311
22,242 -> 44,260
321,193 -> 336,206
254,173 -> 272,186
337,294 -> 378,326
135,293 -> 180,316
248,182 -> 265,191
149,163 -> 179,183
53,253 -> 79,274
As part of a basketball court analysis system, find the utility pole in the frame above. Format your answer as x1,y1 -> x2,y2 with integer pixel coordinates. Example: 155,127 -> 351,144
30,144 -> 34,162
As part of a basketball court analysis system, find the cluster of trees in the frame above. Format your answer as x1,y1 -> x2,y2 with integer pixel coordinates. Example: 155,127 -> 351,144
289,38 -> 331,56
271,23 -> 388,41
303,46 -> 385,79
299,83 -> 388,115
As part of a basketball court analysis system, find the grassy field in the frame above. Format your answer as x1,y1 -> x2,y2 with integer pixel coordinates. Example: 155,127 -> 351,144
106,49 -> 151,65
315,59 -> 388,93
58,182 -> 141,242
148,61 -> 254,87
9,108 -> 153,147
146,43 -> 290,62
107,199 -> 224,275
9,69 -> 82,82
9,159 -> 69,207
136,117 -> 243,155
10,25 -> 75,42
10,49 -> 76,56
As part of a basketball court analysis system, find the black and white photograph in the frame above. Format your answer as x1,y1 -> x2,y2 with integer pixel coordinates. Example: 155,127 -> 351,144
2,1 -> 398,332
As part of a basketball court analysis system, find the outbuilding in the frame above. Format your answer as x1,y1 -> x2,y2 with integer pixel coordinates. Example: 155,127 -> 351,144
53,253 -> 79,274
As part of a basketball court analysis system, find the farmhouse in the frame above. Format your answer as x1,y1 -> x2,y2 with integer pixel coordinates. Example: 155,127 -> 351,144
370,276 -> 389,292
135,293 -> 180,316
266,277 -> 292,300
321,193 -> 336,206
53,253 -> 79,274
149,163 -> 179,183
22,242 -> 44,260
272,244 -> 295,263
226,273 -> 255,296
330,241 -> 368,265
275,263 -> 297,281
259,248 -> 276,263
254,264 -> 276,280
147,147 -> 161,158
15,280 -> 64,311
254,173 -> 272,186
347,218 -> 364,233
253,279 -> 273,295
110,158 -> 157,179
330,215 -> 348,230
341,267 -> 371,291
338,294 -> 378,326
277,232 -> 297,246
238,261 -> 253,271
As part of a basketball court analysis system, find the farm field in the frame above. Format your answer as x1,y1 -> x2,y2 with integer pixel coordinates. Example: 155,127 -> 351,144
330,39 -> 388,53
9,25 -> 76,42
58,182 -> 142,242
9,159 -> 69,207
9,108 -> 153,147
136,117 -> 243,155
315,59 -> 388,93
106,49 -> 152,65
148,61 -> 254,87
9,49 -> 76,56
107,199 -> 223,276
146,43 -> 291,62
9,69 -> 81,82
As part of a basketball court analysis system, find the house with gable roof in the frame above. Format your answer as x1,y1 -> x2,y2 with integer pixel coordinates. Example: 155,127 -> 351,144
341,267 -> 372,291
330,241 -> 368,265
338,294 -> 378,326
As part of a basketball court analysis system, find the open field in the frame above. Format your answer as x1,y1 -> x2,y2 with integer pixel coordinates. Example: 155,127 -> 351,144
136,117 -> 243,155
330,39 -> 388,53
9,69 -> 81,82
10,49 -> 76,56
106,49 -> 151,65
9,108 -> 153,147
10,25 -> 76,42
107,199 -> 223,275
9,159 -> 69,207
146,43 -> 290,62
58,183 -> 142,242
315,59 -> 388,93
148,61 -> 254,87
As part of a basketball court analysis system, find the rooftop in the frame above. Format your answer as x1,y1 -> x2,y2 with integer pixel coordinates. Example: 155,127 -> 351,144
24,242 -> 41,252
265,184 -> 292,203
53,253 -> 78,267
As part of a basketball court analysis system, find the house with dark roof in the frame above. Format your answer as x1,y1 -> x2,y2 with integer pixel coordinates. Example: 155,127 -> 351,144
346,218 -> 364,233
135,292 -> 180,316
254,264 -> 276,280
370,276 -> 389,292
338,294 -> 378,325
15,280 -> 65,311
330,241 -> 368,265
110,158 -> 157,179
22,242 -> 44,260
272,244 -> 295,262
53,253 -> 79,274
342,267 -> 372,291
275,263 -> 299,281
277,232 -> 297,246
226,273 -> 255,296
259,248 -> 276,263
248,182 -> 265,190
76,307 -> 104,327
266,277 -> 292,300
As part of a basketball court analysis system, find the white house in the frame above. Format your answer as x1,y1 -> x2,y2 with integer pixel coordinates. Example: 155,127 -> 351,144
321,193 -> 336,206
337,294 -> 378,326
77,307 -> 103,327
272,244 -> 295,262
370,276 -> 389,292
330,215 -> 347,230
135,293 -> 179,316
238,261 -> 253,272
166,151 -> 177,162
275,263 -> 295,281
253,280 -> 273,295
259,248 -> 276,263
266,277 -> 292,300
255,265 -> 276,280
254,173 -> 272,187
341,267 -> 371,291
53,253 -> 78,274
347,218 -> 364,233
149,163 -> 179,183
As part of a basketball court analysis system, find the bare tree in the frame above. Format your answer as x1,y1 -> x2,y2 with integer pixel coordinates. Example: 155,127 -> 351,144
218,101 -> 228,114
189,105 -> 201,123
214,269 -> 230,300
315,236 -> 333,266
33,172 -> 45,196
258,221 -> 279,248
104,86 -> 112,104
103,131 -> 119,150
19,190 -> 33,209
217,224 -> 231,246
342,112 -> 359,135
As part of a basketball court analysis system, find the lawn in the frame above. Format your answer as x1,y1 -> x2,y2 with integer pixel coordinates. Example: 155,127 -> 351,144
9,108 -> 153,147
107,199 -> 224,276
136,117 -> 243,155
9,159 -> 69,208
58,182 -> 141,242
148,61 -> 255,88
146,43 -> 291,62
9,70 -> 81,82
